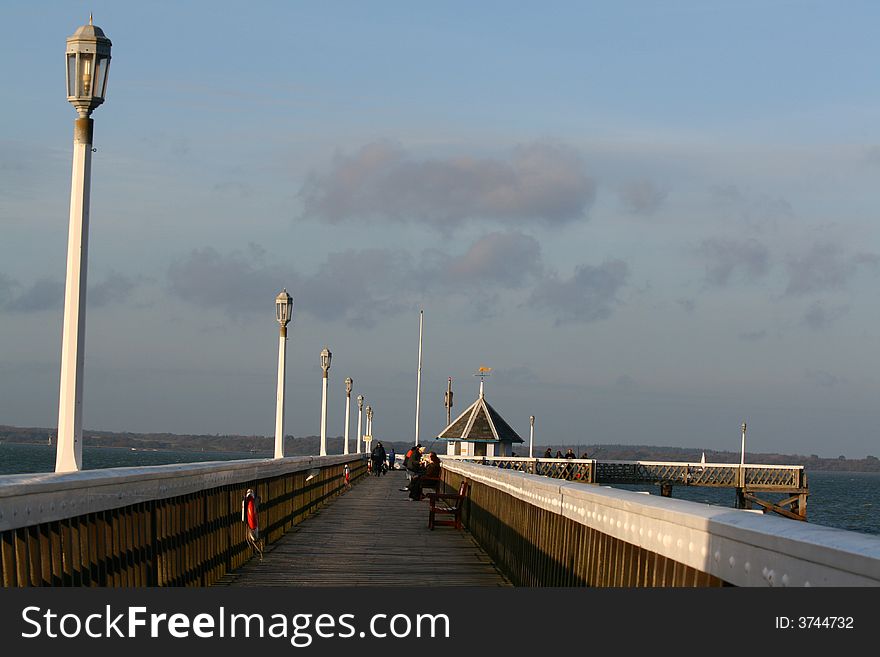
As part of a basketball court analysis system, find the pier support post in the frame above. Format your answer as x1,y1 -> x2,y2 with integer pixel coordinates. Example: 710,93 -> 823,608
735,487 -> 747,509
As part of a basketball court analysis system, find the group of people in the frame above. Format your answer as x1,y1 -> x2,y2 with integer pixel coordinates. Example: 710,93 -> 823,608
369,442 -> 443,500
369,442 -> 396,476
542,448 -> 589,459
400,444 -> 442,501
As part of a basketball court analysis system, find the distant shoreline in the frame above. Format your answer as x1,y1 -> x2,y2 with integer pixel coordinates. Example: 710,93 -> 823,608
0,440 -> 269,455
2,426 -> 879,473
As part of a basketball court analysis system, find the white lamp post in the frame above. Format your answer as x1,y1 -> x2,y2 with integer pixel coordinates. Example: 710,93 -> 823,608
365,405 -> 373,452
356,394 -> 364,454
273,289 -> 293,459
529,415 -> 535,459
414,309 -> 423,446
55,16 -> 112,473
319,347 -> 331,456
343,377 -> 353,455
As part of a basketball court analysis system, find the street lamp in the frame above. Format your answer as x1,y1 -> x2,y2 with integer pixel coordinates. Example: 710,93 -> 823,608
356,394 -> 364,454
319,347 -> 331,456
365,405 -> 373,453
343,377 -> 353,455
529,415 -> 535,459
273,289 -> 293,459
56,16 -> 112,473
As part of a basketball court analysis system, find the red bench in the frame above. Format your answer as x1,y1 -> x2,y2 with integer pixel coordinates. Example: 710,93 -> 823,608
427,480 -> 469,530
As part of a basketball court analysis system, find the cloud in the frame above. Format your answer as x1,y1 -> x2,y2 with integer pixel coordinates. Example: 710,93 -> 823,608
166,232 -> 545,326
4,278 -> 63,313
299,140 -> 596,231
677,298 -> 696,313
1,272 -> 142,314
801,301 -> 848,330
615,374 -> 638,391
494,365 -> 540,385
296,248 -> 416,326
0,273 -> 17,307
167,244 -> 289,318
429,231 -> 543,290
618,180 -> 667,215
864,146 -> 880,167
89,272 -> 138,308
738,330 -> 767,341
785,243 -> 879,296
697,238 -> 770,286
529,260 -> 629,325
804,369 -> 843,388
710,185 -> 794,232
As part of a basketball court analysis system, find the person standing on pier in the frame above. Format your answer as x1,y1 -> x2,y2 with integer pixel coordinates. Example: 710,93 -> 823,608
388,447 -> 396,471
543,448 -> 552,458
371,442 -> 387,476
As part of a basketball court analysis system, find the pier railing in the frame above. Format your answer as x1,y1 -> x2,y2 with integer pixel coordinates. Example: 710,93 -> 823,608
448,456 -> 808,518
0,455 -> 366,587
439,458 -> 880,587
448,456 -> 804,489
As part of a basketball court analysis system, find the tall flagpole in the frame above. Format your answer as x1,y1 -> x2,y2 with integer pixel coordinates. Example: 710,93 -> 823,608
445,377 -> 453,426
414,309 -> 423,446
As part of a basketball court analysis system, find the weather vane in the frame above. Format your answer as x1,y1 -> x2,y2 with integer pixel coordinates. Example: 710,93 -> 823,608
475,366 -> 492,396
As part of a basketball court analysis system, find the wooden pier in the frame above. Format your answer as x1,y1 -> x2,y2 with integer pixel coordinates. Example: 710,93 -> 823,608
217,469 -> 510,587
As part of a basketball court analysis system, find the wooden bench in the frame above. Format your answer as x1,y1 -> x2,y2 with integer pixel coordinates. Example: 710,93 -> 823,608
427,480 -> 469,530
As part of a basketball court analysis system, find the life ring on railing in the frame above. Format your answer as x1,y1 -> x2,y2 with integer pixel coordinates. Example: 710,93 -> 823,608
241,489 -> 263,559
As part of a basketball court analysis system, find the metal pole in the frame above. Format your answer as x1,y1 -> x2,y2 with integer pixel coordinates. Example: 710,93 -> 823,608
445,376 -> 453,426
274,324 -> 287,459
414,309 -> 423,446
529,415 -> 535,459
320,370 -> 329,456
56,117 -> 94,473
740,421 -> 747,488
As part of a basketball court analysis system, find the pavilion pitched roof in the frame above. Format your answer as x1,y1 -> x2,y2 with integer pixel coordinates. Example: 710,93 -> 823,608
437,391 -> 523,443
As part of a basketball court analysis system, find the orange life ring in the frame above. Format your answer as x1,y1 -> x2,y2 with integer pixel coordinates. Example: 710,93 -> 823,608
242,489 -> 260,541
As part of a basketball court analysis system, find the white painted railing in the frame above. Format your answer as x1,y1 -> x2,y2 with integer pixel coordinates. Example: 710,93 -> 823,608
442,459 -> 880,587
0,455 -> 356,532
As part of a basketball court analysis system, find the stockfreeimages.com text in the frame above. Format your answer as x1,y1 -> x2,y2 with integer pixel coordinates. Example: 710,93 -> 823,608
21,605 -> 451,646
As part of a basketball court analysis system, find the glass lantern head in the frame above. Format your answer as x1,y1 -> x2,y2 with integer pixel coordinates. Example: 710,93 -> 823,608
66,16 -> 112,117
275,289 -> 293,326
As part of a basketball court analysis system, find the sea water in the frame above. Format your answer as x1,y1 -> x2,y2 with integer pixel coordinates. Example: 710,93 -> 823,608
1,442 -> 877,536
0,442 -> 262,474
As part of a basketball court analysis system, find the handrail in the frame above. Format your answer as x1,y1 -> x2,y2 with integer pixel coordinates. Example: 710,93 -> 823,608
441,459 -> 880,587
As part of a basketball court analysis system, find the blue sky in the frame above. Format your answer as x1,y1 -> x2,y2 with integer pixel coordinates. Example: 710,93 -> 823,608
2,1 -> 880,458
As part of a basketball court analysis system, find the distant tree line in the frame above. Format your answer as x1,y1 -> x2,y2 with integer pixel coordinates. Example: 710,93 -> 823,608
2,426 -> 878,472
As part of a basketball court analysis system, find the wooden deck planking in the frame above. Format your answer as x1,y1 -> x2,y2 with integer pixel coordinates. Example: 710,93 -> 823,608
217,469 -> 510,587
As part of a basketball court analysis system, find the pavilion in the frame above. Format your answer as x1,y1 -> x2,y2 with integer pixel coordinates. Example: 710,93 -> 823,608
437,378 -> 524,457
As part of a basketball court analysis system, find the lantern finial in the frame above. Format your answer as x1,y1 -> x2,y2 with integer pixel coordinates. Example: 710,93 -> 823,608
89,13 -> 93,25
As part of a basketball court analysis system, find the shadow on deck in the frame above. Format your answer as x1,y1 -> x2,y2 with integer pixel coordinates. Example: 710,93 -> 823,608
216,468 -> 510,586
